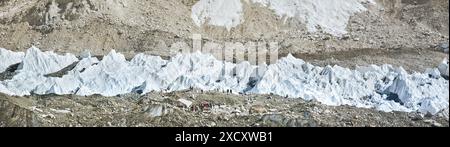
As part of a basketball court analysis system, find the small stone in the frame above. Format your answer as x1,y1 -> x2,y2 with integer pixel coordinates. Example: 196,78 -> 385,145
357,26 -> 365,31
261,114 -> 285,126
117,30 -> 124,35
250,105 -> 267,114
268,108 -> 278,112
286,119 -> 297,127
144,104 -> 166,118
30,106 -> 43,113
341,35 -> 350,40
50,108 -> 71,114
210,122 -> 217,127
353,37 -> 360,41
423,119 -> 433,124
296,118 -> 318,127
438,43 -> 449,53
375,35 -> 383,39
410,114 -> 423,121
219,115 -> 230,121
178,98 -> 193,108
190,94 -> 196,99
232,109 -> 242,114
432,122 -> 443,127
42,114 -> 56,119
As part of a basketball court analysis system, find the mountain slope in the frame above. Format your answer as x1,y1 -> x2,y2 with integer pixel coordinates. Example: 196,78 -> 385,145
0,0 -> 448,57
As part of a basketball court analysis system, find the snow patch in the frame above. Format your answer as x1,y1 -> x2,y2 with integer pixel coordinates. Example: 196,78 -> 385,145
192,0 -> 244,31
191,0 -> 374,36
251,0 -> 373,36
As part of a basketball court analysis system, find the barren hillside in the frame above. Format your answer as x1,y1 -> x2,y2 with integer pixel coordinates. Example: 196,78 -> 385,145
0,0 -> 448,57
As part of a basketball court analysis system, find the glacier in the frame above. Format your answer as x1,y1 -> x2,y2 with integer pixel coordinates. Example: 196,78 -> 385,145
0,47 -> 448,115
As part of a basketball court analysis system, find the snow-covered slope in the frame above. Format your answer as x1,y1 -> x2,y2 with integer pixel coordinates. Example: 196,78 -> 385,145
0,47 -> 448,115
192,0 -> 244,31
251,0 -> 374,36
192,0 -> 374,36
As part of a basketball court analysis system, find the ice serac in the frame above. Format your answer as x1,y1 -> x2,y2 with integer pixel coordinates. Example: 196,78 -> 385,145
1,47 -> 78,96
75,50 -> 142,96
160,51 -> 259,93
76,51 -> 167,96
0,47 -> 447,115
252,54 -> 376,107
250,54 -> 448,114
0,83 -> 11,95
385,67 -> 449,115
127,53 -> 167,94
18,46 -> 78,74
159,52 -> 234,92
0,48 -> 25,73
34,53 -> 100,95
192,0 -> 244,31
